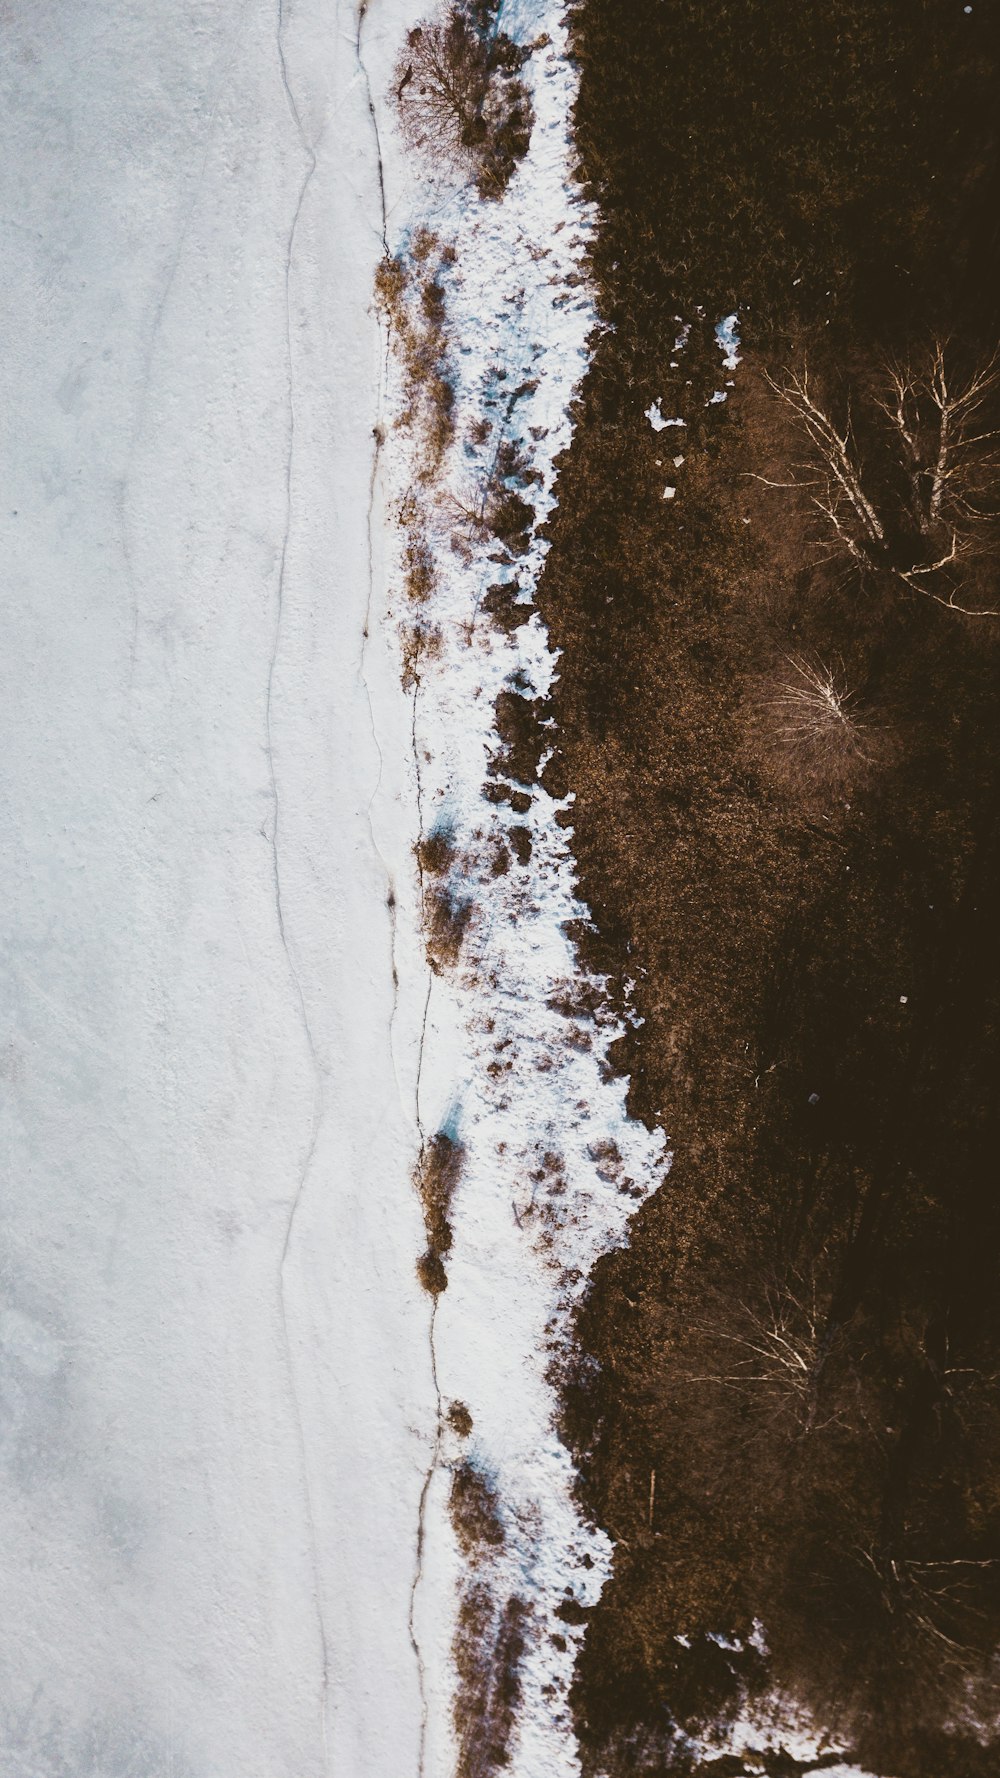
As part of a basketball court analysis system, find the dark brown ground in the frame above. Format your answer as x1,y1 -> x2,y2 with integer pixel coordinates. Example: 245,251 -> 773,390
525,1 -> 1000,1772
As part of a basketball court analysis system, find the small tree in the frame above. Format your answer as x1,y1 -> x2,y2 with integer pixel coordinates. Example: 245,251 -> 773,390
393,1 -> 533,197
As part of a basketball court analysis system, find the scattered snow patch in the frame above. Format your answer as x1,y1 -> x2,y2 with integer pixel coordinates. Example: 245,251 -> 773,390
715,310 -> 742,369
646,399 -> 686,430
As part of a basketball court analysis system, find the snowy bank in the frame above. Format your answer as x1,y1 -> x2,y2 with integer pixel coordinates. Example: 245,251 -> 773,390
371,4 -> 669,1772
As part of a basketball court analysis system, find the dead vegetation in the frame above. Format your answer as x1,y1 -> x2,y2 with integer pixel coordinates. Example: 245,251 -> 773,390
424,882 -> 474,974
449,1459 -> 507,1555
374,229 -> 456,477
393,0 -> 535,199
535,0 -> 1000,1767
449,430 -> 540,571
415,1130 -> 465,1295
453,1582 -> 531,1778
417,825 -> 458,876
750,653 -> 875,801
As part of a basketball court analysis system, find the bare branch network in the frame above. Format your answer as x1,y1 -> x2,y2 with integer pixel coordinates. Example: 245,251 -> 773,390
759,343 -> 1000,616
393,2 -> 534,198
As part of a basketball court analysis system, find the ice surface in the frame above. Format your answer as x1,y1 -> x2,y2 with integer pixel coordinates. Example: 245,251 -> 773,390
0,1 -> 432,1773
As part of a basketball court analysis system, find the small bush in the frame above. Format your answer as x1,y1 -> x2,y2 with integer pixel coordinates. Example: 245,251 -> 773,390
393,0 -> 534,199
414,1131 -> 465,1294
375,238 -> 456,476
425,882 -> 474,972
450,1459 -> 506,1555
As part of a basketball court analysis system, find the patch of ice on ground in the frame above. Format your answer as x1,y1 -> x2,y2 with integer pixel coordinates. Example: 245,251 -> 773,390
646,396 -> 686,429
715,309 -> 742,369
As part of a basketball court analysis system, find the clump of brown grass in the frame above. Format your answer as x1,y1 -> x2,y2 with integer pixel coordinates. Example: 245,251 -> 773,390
453,1581 -> 531,1778
449,1399 -> 474,1437
404,532 -> 436,603
417,827 -> 457,876
425,882 -> 474,973
450,1459 -> 506,1555
374,231 -> 456,478
415,1131 -> 465,1295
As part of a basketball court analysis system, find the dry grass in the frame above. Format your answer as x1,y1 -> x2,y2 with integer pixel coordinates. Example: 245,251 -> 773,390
417,827 -> 457,876
449,1459 -> 506,1555
424,882 -> 474,974
415,1131 -> 465,1295
453,1582 -> 531,1778
375,235 -> 456,478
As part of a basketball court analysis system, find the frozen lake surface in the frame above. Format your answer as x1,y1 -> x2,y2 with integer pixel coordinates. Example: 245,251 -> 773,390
0,1 -> 432,1771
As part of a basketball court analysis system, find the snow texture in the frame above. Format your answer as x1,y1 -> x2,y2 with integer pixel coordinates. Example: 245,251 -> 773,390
715,310 -> 742,370
0,1 -> 433,1773
646,397 -> 686,430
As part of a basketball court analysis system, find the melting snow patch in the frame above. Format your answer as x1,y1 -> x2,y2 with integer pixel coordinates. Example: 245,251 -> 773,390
715,310 -> 742,369
646,398 -> 686,430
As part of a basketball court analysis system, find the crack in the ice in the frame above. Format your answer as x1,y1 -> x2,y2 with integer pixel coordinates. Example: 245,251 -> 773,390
271,6 -> 331,1769
357,0 -> 390,255
355,7 -> 441,1769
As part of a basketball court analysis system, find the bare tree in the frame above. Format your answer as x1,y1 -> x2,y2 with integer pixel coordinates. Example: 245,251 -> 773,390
393,3 -> 533,197
761,344 -> 1000,615
683,1269 -> 846,1438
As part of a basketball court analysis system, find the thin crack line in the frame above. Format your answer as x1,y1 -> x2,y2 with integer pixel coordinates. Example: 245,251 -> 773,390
355,6 -> 440,1768
271,4 -> 330,1770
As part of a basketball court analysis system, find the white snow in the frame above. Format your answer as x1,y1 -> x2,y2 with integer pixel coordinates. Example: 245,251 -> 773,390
715,309 -> 742,369
0,1 -> 432,1773
646,397 -> 686,430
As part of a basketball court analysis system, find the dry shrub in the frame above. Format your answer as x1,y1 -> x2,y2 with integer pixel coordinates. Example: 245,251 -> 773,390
425,881 -> 474,972
415,1130 -> 465,1294
454,1581 -> 531,1778
375,233 -> 456,476
393,1 -> 534,200
748,654 -> 878,802
400,618 -> 443,692
404,532 -> 436,603
449,1399 -> 474,1437
449,1459 -> 506,1555
452,436 -> 539,557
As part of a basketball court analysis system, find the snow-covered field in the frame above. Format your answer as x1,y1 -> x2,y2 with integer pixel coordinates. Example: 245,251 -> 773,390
0,2 -> 432,1772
